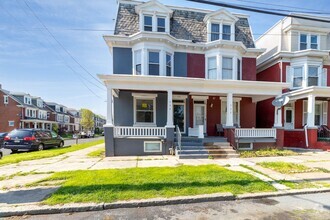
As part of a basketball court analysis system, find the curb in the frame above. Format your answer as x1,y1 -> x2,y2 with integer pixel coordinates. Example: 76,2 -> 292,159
1,189 -> 330,217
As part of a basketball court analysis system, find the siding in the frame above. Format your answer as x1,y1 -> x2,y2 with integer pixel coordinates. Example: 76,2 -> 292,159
242,57 -> 256,81
187,53 -> 205,78
113,47 -> 133,74
174,52 -> 187,77
240,97 -> 256,128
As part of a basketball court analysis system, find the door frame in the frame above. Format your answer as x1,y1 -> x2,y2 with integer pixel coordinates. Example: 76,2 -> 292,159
284,104 -> 295,129
193,103 -> 207,133
173,101 -> 186,134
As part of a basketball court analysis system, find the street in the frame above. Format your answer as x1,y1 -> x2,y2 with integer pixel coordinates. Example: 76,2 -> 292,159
10,192 -> 330,220
1,136 -> 104,157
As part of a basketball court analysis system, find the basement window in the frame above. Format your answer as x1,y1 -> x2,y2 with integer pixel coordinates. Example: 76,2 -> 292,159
238,143 -> 253,150
144,141 -> 162,152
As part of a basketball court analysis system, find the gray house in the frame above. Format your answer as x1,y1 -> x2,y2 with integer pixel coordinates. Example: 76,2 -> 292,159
99,0 -> 288,157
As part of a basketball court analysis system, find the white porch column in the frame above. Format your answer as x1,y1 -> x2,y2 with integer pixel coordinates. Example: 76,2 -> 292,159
226,93 -> 234,127
34,122 -> 37,129
307,94 -> 315,127
166,90 -> 174,127
106,88 -> 114,126
274,107 -> 282,127
42,123 -> 45,129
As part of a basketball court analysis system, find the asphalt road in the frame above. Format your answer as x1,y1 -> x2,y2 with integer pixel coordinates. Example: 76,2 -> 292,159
11,192 -> 330,220
1,136 -> 104,157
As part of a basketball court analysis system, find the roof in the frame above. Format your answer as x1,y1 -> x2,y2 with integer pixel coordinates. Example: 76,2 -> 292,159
114,2 -> 255,48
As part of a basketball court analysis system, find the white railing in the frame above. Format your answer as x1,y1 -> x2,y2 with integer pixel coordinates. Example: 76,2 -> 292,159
235,128 -> 276,138
114,126 -> 166,138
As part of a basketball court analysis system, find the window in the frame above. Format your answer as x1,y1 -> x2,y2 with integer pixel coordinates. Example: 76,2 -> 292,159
308,66 -> 319,86
211,23 -> 220,41
63,108 -> 67,113
148,51 -> 160,75
64,116 -> 70,123
57,114 -> 64,122
134,50 -> 142,75
4,95 -> 8,104
37,99 -> 43,108
51,131 -> 58,138
311,35 -> 318,49
144,141 -> 162,152
315,103 -> 322,126
293,67 -> 303,88
222,57 -> 233,79
24,96 -> 31,105
25,109 -> 36,118
166,53 -> 172,76
8,121 -> 14,127
238,143 -> 253,150
237,58 -> 241,80
55,105 -> 60,112
144,15 -> 152,31
134,95 -> 156,125
157,17 -> 165,32
38,111 -> 47,120
303,101 -> 328,126
300,34 -> 307,50
207,57 -> 217,79
222,24 -> 231,40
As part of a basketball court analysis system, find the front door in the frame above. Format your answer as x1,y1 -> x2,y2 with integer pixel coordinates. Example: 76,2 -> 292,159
284,106 -> 294,129
194,104 -> 206,133
173,102 -> 185,133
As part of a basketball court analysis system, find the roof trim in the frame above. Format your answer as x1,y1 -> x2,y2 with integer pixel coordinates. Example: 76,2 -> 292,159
203,8 -> 239,23
135,0 -> 173,15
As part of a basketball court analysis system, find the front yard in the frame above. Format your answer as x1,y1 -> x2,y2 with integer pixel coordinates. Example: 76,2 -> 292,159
34,165 -> 275,205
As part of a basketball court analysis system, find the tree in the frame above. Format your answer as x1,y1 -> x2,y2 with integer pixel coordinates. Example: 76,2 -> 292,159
80,109 -> 94,131
52,123 -> 59,133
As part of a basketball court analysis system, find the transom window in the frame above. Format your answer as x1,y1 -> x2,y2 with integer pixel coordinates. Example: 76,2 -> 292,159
207,57 -> 217,79
134,97 -> 156,125
148,51 -> 160,75
211,23 -> 220,41
134,50 -> 142,75
222,57 -> 233,79
222,24 -> 231,40
293,67 -> 303,88
308,66 -> 319,86
157,17 -> 165,32
144,15 -> 152,31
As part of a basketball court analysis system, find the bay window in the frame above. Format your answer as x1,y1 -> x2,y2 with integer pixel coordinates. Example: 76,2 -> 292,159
207,57 -> 217,79
148,51 -> 160,75
134,50 -> 142,75
293,67 -> 303,88
222,57 -> 233,80
222,24 -> 231,40
307,66 -> 319,86
211,23 -> 220,41
311,35 -> 318,49
133,94 -> 157,125
144,15 -> 152,31
157,17 -> 165,32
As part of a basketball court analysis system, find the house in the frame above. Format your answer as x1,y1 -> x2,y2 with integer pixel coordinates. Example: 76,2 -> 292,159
45,102 -> 76,133
0,84 -> 57,132
256,14 -> 330,150
67,108 -> 82,132
98,0 -> 289,157
94,114 -> 106,133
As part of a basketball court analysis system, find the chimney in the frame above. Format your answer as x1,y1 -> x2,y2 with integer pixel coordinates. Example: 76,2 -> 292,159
0,84 -> 2,89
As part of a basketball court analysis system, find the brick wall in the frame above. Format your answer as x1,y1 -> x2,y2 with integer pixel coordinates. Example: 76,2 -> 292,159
0,91 -> 22,132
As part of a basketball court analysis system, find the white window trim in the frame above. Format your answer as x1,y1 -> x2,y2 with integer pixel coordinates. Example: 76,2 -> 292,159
55,105 -> 60,112
143,14 -> 153,32
222,56 -> 234,80
289,60 -> 323,89
205,52 -> 240,80
284,102 -> 295,130
298,32 -> 320,50
4,95 -> 8,104
132,93 -> 157,126
140,13 -> 169,33
24,96 -> 32,105
8,121 -> 14,127
173,100 -> 186,134
193,103 -> 207,133
165,52 -> 173,77
144,141 -> 162,153
220,97 -> 241,126
302,100 -> 328,126
208,21 -> 234,42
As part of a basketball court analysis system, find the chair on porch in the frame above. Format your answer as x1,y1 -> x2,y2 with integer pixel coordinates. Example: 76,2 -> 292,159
216,124 -> 224,136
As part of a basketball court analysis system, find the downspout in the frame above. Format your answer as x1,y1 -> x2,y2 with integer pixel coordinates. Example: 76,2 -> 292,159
304,124 -> 309,148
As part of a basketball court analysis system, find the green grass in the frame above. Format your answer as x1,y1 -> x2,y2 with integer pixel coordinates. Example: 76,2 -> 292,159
36,165 -> 276,205
87,148 -> 105,157
240,148 -> 298,158
0,140 -> 104,166
278,180 -> 319,189
240,164 -> 273,179
258,162 -> 321,174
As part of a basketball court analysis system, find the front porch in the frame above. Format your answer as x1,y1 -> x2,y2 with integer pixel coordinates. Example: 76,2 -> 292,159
99,75 -> 288,156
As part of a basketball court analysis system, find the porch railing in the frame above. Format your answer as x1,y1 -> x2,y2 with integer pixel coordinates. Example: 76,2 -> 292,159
114,126 -> 166,138
235,128 -> 276,138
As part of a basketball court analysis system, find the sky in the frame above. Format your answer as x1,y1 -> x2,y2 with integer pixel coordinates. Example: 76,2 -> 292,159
0,0 -> 329,116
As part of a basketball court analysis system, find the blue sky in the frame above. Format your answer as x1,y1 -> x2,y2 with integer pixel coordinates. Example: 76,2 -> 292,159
0,0 -> 329,116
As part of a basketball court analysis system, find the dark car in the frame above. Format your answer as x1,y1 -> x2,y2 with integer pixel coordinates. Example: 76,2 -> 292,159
0,132 -> 8,147
3,129 -> 64,153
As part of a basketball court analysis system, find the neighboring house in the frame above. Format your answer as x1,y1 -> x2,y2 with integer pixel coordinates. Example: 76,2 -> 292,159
94,114 -> 106,132
67,108 -> 82,132
98,0 -> 289,157
256,14 -> 330,150
0,85 -> 57,132
45,102 -> 76,133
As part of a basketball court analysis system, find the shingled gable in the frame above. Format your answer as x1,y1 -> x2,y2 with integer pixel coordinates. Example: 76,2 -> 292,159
114,2 -> 255,48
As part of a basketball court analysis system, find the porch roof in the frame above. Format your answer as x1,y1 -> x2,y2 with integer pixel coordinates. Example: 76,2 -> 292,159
98,74 -> 290,102
282,86 -> 330,101
21,119 -> 58,124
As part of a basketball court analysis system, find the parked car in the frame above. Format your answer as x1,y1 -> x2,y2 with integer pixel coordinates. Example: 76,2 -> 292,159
0,132 -> 8,147
87,131 -> 95,138
79,131 -> 87,138
2,129 -> 64,152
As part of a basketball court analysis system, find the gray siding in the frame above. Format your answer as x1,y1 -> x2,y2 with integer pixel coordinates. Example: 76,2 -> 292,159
174,52 -> 187,77
114,138 -> 167,156
113,47 -> 132,74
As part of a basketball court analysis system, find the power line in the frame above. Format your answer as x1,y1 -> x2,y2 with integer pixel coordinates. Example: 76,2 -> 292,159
187,0 -> 330,23
23,0 -> 106,87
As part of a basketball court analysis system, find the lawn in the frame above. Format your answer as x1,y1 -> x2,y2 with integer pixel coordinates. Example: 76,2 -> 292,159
240,148 -> 298,158
87,148 -> 105,157
278,180 -> 320,189
37,165 -> 276,205
258,162 -> 321,174
0,139 -> 104,166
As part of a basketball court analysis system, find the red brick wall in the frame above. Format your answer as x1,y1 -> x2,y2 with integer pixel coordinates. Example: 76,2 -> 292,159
242,58 -> 256,81
295,100 -> 303,129
328,101 -> 330,126
257,63 -> 281,82
283,130 -> 306,148
256,98 -> 274,128
0,91 -> 22,132
207,96 -> 221,136
187,53 -> 205,78
240,97 -> 256,128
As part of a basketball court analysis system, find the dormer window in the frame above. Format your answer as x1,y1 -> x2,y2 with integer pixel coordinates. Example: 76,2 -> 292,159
222,24 -> 231,40
37,99 -> 43,108
24,96 -> 31,105
157,17 -> 165,32
144,15 -> 152,31
300,34 -> 307,50
55,105 -> 60,112
211,24 -> 220,41
299,33 -> 319,50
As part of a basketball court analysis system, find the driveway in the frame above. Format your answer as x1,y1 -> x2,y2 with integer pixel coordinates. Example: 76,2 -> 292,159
1,136 -> 104,156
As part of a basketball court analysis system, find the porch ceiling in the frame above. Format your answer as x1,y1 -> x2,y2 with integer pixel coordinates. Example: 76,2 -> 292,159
98,75 -> 289,102
283,86 -> 330,101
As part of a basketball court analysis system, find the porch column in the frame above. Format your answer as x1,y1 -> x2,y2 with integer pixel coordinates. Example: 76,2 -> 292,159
226,93 -> 234,127
50,123 -> 53,131
307,94 -> 315,127
274,107 -> 282,127
106,87 -> 114,126
166,90 -> 174,127
34,122 -> 37,129
42,123 -> 45,129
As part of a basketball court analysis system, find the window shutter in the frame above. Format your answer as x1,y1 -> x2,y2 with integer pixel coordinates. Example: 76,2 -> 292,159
323,101 -> 328,125
322,68 -> 328,86
303,100 -> 308,126
286,65 -> 292,85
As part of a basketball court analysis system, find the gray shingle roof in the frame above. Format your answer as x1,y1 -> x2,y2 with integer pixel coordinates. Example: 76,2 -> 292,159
114,3 -> 255,48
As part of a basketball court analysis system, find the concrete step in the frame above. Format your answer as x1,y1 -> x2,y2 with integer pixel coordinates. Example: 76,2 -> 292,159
177,153 -> 239,159
204,142 -> 231,146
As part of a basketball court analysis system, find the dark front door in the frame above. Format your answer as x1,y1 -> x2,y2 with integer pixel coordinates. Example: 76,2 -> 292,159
173,103 -> 185,133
